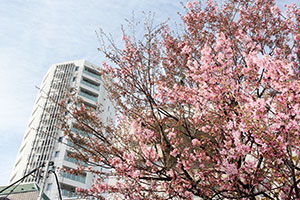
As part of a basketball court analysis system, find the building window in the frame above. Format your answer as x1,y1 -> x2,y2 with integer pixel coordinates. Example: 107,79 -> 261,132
55,151 -> 59,157
75,66 -> 79,71
58,137 -> 63,142
72,77 -> 76,82
46,183 -> 52,191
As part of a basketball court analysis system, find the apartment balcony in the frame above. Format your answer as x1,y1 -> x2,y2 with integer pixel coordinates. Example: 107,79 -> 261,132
60,183 -> 82,199
64,151 -> 88,167
83,68 -> 100,80
78,90 -> 98,102
80,79 -> 99,91
61,188 -> 77,198
62,171 -> 86,184
71,126 -> 92,138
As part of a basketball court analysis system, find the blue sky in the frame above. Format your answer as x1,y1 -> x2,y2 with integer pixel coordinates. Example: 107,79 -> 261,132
0,0 -> 299,186
0,0 -> 181,186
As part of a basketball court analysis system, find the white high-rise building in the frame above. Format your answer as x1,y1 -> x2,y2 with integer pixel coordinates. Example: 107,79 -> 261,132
9,60 -> 113,199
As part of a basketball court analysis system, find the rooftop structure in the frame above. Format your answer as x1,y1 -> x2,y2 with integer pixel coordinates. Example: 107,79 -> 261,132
0,183 -> 49,200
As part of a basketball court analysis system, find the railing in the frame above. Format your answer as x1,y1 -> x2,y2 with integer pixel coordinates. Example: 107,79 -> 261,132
81,79 -> 99,91
62,171 -> 86,183
67,140 -> 73,147
71,126 -> 92,138
78,91 -> 98,102
83,69 -> 100,79
64,153 -> 88,167
61,188 -> 78,197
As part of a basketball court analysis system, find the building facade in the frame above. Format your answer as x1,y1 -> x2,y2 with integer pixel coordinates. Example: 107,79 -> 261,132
9,60 -> 113,199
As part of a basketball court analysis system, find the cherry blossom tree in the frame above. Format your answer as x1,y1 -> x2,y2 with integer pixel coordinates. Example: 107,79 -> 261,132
59,0 -> 300,199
